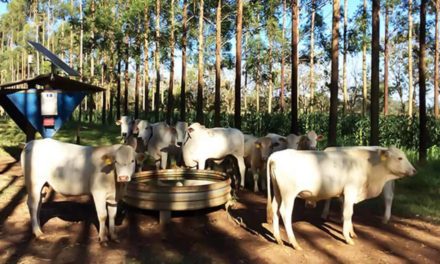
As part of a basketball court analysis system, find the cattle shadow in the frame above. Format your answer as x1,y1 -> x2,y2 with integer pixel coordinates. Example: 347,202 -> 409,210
2,145 -> 23,161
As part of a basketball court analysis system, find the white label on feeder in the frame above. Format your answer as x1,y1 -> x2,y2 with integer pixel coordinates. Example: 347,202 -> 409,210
41,91 -> 58,116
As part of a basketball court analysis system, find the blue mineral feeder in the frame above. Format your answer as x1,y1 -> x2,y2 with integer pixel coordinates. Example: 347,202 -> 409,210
0,41 -> 104,141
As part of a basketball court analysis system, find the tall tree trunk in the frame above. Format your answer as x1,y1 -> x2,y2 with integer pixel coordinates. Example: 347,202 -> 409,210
166,0 -> 176,124
69,0 -> 73,68
434,0 -> 439,118
268,43 -> 273,113
309,0 -> 315,112
362,0 -> 367,116
342,0 -> 348,113
419,0 -> 428,162
370,0 -> 380,146
280,0 -> 286,112
291,0 -> 299,135
116,59 -> 121,120
154,0 -> 161,121
234,0 -> 243,129
102,62 -> 107,125
88,0 -> 95,124
144,2 -> 150,117
384,3 -> 390,115
124,36 -> 129,116
408,0 -> 414,116
214,0 -> 222,127
79,1 -> 83,79
328,0 -> 340,147
180,0 -> 188,121
196,0 -> 205,124
135,61 -> 140,119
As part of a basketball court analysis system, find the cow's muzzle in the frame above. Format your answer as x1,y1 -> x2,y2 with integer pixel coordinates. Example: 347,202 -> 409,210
117,175 -> 130,182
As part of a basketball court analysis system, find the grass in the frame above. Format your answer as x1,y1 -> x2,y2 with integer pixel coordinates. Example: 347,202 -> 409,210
0,118 -> 439,223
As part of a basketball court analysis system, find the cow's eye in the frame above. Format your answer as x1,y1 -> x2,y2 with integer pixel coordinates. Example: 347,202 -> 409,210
131,159 -> 135,163
398,157 -> 403,161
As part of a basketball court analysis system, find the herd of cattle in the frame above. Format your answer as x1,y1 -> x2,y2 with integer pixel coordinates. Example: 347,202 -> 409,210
19,116 -> 416,250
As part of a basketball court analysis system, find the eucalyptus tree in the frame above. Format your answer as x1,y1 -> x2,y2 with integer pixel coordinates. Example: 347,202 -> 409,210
435,0 -> 439,118
328,0 -> 339,147
419,0 -> 428,162
370,0 -> 380,146
291,0 -> 299,134
235,0 -> 243,129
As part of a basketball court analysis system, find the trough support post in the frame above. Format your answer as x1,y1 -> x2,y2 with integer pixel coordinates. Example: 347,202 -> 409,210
159,210 -> 171,225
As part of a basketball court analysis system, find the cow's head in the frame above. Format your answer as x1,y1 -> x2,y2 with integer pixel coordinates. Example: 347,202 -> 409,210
380,146 -> 417,178
102,145 -> 142,182
255,137 -> 275,161
116,116 -> 134,140
183,122 -> 205,146
297,135 -> 313,150
306,130 -> 323,150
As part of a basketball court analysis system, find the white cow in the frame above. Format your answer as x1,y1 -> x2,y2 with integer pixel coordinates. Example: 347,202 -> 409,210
182,122 -> 246,188
244,136 -> 283,192
322,146 -> 396,224
139,121 -> 179,169
265,133 -> 288,152
116,115 -> 135,141
175,121 -> 188,146
266,146 -> 416,250
286,130 -> 323,150
21,138 -> 141,242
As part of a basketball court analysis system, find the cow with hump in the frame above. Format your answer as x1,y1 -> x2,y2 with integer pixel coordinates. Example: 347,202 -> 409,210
21,138 -> 141,242
182,122 -> 246,189
266,146 -> 416,250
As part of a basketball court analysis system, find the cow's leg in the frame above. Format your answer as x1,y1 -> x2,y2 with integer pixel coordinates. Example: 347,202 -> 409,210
382,181 -> 395,224
234,155 -> 246,189
27,184 -> 44,237
280,195 -> 302,250
342,197 -> 355,245
160,152 -> 168,170
271,193 -> 282,246
197,159 -> 206,170
107,201 -> 118,241
92,192 -> 108,242
252,168 -> 259,193
321,199 -> 331,220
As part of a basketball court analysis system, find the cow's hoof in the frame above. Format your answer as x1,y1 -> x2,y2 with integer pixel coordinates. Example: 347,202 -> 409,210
33,229 -> 44,238
293,244 -> 303,251
350,231 -> 357,238
345,239 -> 355,245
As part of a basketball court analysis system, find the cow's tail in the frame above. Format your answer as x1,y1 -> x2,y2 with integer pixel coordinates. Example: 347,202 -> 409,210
266,157 -> 274,224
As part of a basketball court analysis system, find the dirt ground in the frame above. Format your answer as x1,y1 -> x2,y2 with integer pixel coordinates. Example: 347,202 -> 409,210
1,155 -> 440,264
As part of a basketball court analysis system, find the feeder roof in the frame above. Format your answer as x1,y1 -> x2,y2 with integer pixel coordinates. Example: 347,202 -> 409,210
0,73 -> 105,94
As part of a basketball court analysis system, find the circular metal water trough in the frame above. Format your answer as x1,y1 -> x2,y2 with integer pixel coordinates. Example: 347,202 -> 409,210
123,169 -> 231,224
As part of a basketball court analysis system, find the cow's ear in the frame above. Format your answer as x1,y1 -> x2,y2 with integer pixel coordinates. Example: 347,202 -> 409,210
188,127 -> 194,133
101,154 -> 115,166
380,149 -> 389,161
115,120 -> 121,126
316,135 -> 324,141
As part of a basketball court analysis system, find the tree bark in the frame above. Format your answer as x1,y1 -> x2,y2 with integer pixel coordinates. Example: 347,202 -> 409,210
280,0 -> 286,112
408,0 -> 414,116
180,0 -> 188,121
291,0 -> 299,135
434,0 -> 439,118
135,61 -> 140,119
268,43 -> 273,113
116,60 -> 121,120
309,0 -> 315,112
69,0 -> 73,68
342,0 -> 348,113
144,2 -> 150,117
384,3 -> 390,115
362,0 -> 367,116
328,0 -> 340,147
370,0 -> 380,146
419,0 -> 428,162
214,0 -> 222,127
196,0 -> 205,124
166,0 -> 175,124
234,0 -> 243,129
155,0 -> 161,121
